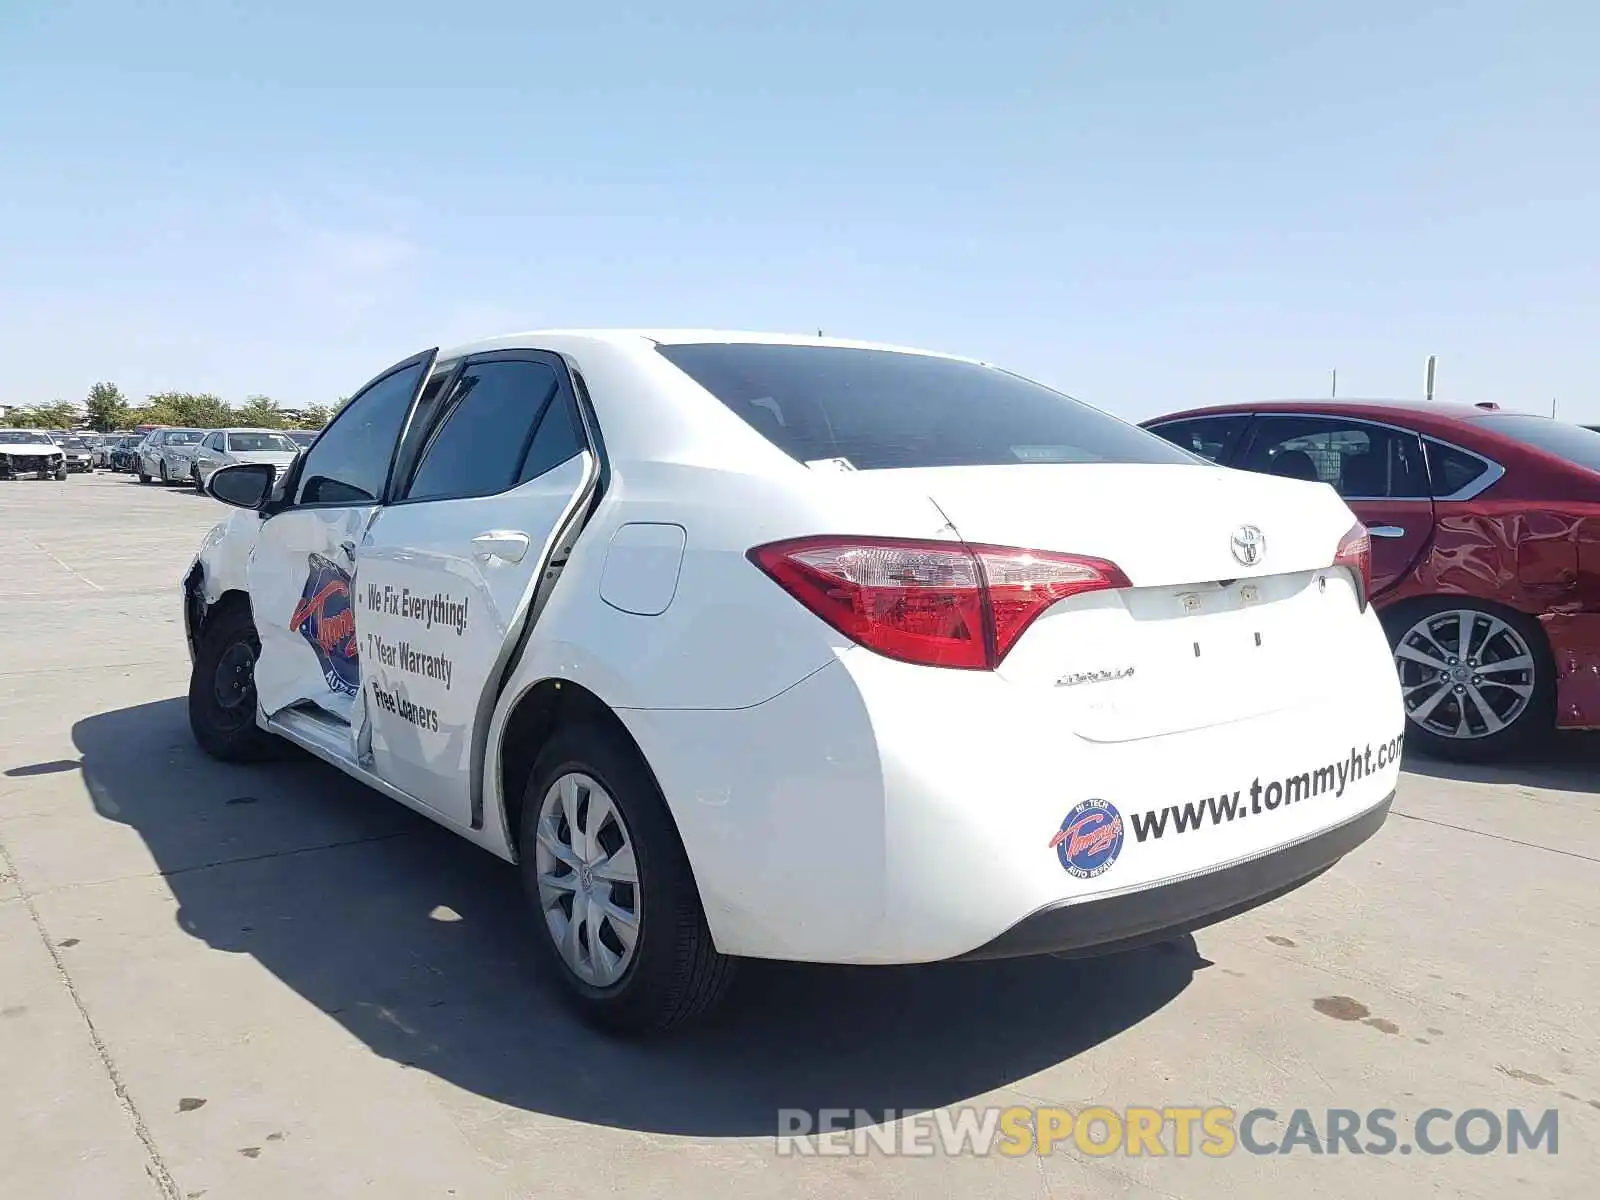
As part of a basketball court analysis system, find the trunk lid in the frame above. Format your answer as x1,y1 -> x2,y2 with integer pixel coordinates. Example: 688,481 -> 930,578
887,463 -> 1350,587
845,463 -> 1368,741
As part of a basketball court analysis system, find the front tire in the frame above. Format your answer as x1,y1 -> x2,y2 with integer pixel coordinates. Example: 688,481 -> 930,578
188,604 -> 277,762
1385,598 -> 1553,761
158,461 -> 169,484
138,463 -> 151,484
517,722 -> 734,1034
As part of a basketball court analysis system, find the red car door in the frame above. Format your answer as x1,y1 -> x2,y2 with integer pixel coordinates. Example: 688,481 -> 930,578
1235,414 -> 1435,598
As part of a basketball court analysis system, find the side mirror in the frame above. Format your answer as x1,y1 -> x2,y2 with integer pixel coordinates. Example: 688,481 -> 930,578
207,462 -> 275,510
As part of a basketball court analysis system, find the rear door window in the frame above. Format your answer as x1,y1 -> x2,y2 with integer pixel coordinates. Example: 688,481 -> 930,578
403,359 -> 567,502
657,343 -> 1193,469
1424,439 -> 1495,498
1238,415 -> 1430,499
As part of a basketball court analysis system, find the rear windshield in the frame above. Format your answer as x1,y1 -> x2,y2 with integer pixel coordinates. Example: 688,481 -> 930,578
656,343 -> 1192,470
229,432 -> 296,453
1473,414 -> 1600,472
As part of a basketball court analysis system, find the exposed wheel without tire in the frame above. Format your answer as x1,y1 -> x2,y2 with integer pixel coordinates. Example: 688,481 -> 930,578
1387,599 -> 1553,761
518,722 -> 735,1034
188,603 -> 277,762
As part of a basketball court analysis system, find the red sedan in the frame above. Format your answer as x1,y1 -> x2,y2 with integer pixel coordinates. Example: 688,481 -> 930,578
1143,399 -> 1600,759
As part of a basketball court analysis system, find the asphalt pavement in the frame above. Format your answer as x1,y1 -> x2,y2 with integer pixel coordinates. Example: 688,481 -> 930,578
1,470 -> 1595,1199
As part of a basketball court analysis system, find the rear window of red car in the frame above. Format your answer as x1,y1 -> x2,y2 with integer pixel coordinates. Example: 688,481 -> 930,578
1473,414 -> 1600,473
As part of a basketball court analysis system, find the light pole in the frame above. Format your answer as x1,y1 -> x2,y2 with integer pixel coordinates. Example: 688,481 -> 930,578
1424,355 -> 1437,403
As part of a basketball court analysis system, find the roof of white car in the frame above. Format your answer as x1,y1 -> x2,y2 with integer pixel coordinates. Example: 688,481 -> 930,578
435,328 -> 984,365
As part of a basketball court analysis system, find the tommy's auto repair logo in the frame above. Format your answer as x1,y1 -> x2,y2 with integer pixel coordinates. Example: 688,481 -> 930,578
290,553 -> 359,696
1050,799 -> 1124,879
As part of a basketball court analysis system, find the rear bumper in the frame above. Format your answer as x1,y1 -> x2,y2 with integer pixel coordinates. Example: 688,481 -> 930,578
959,792 -> 1392,960
624,616 -> 1405,965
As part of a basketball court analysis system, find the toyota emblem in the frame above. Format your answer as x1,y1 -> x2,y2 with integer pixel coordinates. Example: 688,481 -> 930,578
1230,525 -> 1265,566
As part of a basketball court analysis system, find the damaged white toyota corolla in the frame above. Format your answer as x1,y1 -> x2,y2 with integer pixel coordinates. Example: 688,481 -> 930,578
183,331 -> 1404,1033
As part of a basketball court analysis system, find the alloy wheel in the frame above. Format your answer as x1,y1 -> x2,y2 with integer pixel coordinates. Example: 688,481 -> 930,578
533,772 -> 641,988
1394,609 -> 1536,741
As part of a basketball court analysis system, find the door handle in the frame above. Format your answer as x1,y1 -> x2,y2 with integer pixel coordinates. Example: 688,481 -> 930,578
1368,525 -> 1406,539
472,530 -> 531,563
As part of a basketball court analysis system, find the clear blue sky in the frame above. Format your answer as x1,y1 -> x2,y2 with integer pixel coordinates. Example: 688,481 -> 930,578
2,1 -> 1595,421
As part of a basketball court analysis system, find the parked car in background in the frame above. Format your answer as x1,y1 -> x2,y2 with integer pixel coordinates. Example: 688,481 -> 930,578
189,428 -> 301,489
137,428 -> 206,484
55,434 -> 95,473
0,429 -> 67,480
93,433 -> 132,469
108,435 -> 144,473
285,429 -> 319,450
1144,400 -> 1600,759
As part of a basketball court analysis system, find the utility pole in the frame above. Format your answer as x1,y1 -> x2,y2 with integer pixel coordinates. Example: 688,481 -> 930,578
1552,397 -> 1558,418
1424,355 -> 1437,403
1331,369 -> 1338,399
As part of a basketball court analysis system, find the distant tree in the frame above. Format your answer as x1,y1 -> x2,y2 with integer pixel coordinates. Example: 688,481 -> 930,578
9,402 -> 79,429
296,403 -> 333,429
141,391 -> 231,428
235,395 -> 286,428
84,382 -> 130,432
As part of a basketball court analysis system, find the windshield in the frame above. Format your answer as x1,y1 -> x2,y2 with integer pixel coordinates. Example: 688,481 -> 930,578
228,432 -> 297,453
657,343 -> 1192,469
1,430 -> 54,445
169,430 -> 204,444
62,439 -> 91,450
1474,414 -> 1600,473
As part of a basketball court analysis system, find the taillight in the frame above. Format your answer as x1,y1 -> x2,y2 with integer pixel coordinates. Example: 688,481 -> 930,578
1334,523 -> 1372,611
748,536 -> 1130,670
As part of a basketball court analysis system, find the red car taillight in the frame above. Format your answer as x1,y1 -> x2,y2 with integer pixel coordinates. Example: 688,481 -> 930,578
748,536 -> 1131,670
1334,523 -> 1372,611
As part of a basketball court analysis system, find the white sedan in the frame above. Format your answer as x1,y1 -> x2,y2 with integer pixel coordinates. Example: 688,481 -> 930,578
138,428 -> 206,484
0,429 -> 67,480
182,331 -> 1404,1033
189,428 -> 301,489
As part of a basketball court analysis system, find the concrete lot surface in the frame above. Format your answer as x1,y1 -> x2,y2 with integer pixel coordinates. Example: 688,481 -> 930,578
1,471 -> 1596,1198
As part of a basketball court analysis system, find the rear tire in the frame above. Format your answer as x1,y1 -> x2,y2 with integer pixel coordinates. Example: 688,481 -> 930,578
138,465 -> 151,484
1384,598 -> 1553,761
188,604 -> 277,762
517,722 -> 735,1034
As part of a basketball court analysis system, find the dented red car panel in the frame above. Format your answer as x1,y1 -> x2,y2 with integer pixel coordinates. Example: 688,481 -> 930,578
1144,400 -> 1600,732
